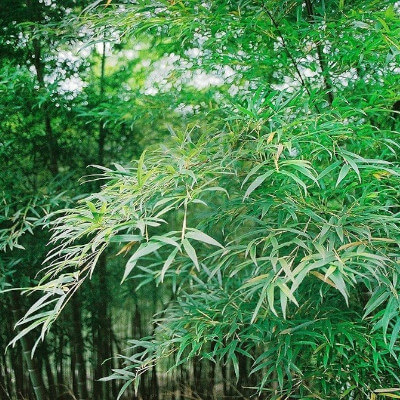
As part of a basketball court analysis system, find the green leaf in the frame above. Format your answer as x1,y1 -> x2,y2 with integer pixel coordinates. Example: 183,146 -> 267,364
251,285 -> 267,323
244,171 -> 274,199
317,160 -> 341,181
137,150 -> 146,187
336,164 -> 351,187
160,248 -> 179,282
122,241 -> 164,282
185,228 -> 224,248
109,235 -> 143,243
182,239 -> 199,270
267,284 -> 277,316
389,319 -> 400,355
364,289 -> 390,318
277,282 -> 298,307
330,271 -> 348,304
342,154 -> 361,182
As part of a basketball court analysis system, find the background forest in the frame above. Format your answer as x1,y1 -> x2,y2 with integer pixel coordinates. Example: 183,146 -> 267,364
1,1 -> 400,399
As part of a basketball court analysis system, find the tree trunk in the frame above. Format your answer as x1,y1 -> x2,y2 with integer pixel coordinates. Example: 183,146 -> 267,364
192,356 -> 202,398
56,325 -> 65,395
91,253 -> 111,400
110,327 -> 119,399
178,365 -> 185,400
97,253 -> 111,400
238,352 -> 249,398
41,343 -> 56,399
132,301 -> 145,400
13,344 -> 25,399
11,292 -> 48,400
98,38 -> 107,166
27,0 -> 59,176
3,315 -> 14,397
71,341 -> 78,397
150,283 -> 159,400
205,347 -> 215,400
71,295 -> 89,399
0,353 -> 11,400
91,290 -> 101,400
151,364 -> 160,400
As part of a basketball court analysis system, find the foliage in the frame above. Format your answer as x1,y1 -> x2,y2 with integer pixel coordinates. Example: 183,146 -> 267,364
19,105 -> 400,398
3,0 -> 400,399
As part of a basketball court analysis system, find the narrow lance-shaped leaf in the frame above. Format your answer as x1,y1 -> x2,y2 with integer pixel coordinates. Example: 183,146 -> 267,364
182,238 -> 199,270
244,171 -> 274,199
336,164 -> 351,187
122,241 -> 165,282
160,247 -> 179,282
185,228 -> 224,248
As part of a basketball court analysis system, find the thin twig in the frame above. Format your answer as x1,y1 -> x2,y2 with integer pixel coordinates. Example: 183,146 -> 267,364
262,6 -> 321,114
305,0 -> 334,105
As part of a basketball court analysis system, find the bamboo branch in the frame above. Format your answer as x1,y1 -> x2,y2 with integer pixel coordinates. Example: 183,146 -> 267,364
263,6 -> 321,114
305,0 -> 334,105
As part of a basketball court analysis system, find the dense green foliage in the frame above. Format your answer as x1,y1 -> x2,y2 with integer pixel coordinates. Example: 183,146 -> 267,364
1,0 -> 400,399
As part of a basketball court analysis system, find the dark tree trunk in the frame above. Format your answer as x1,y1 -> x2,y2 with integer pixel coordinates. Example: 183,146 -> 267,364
71,295 -> 89,399
150,364 -> 160,400
178,365 -> 184,400
192,356 -> 202,398
91,300 -> 101,400
98,39 -> 107,166
27,0 -> 59,176
170,370 -> 176,400
91,253 -> 111,400
11,292 -> 48,400
0,353 -> 11,400
56,326 -> 65,394
91,37 -> 111,400
71,342 -> 78,397
110,327 -> 119,399
3,315 -> 14,398
205,349 -> 215,400
96,253 -> 111,400
238,352 -> 249,398
150,283 -> 160,400
133,302 -> 143,338
42,343 -> 56,399
132,302 -> 146,400
13,344 -> 25,399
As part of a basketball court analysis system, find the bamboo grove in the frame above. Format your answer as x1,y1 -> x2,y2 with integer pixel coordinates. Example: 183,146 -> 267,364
1,1 -> 400,399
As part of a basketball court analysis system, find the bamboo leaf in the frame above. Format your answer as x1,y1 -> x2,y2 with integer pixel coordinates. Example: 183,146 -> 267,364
160,248 -> 179,282
336,164 -> 351,187
121,241 -> 164,282
185,228 -> 224,248
389,319 -> 400,355
244,171 -> 274,199
182,238 -> 199,270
